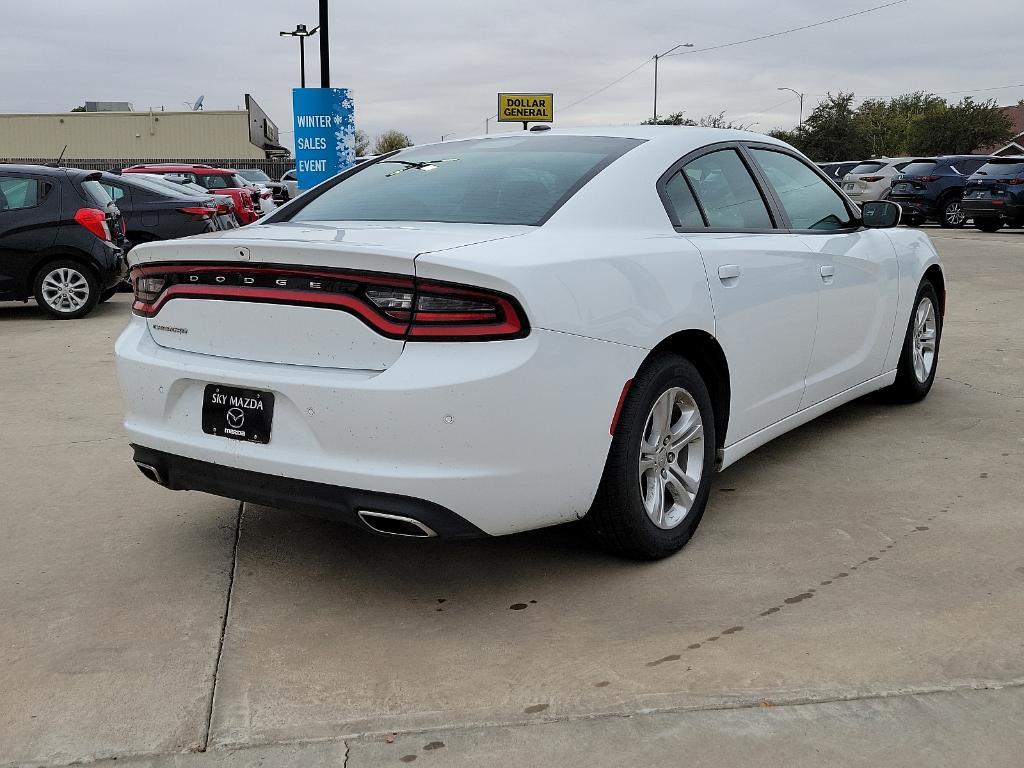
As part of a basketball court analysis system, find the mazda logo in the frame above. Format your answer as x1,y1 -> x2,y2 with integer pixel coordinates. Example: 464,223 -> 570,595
226,408 -> 245,429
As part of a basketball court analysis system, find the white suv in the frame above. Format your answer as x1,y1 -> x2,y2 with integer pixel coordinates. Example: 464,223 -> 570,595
841,158 -> 914,203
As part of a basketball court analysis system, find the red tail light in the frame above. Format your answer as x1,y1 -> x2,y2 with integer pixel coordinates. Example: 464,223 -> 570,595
129,264 -> 528,341
859,176 -> 884,182
74,208 -> 112,242
215,203 -> 231,215
1000,178 -> 1024,185
915,176 -> 941,183
178,206 -> 214,218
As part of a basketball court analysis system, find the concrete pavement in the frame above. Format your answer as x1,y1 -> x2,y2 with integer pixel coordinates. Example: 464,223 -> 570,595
2,227 -> 1022,766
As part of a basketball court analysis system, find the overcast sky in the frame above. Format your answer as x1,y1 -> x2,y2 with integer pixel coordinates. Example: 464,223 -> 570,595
1,0 -> 1020,152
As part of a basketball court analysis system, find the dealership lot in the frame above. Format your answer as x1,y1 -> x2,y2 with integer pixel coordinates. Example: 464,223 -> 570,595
2,227 -> 1023,766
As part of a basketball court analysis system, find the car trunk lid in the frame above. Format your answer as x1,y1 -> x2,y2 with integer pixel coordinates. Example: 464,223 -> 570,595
129,221 -> 528,370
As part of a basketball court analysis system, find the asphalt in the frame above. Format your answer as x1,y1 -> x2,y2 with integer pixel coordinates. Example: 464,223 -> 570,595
2,226 -> 1022,767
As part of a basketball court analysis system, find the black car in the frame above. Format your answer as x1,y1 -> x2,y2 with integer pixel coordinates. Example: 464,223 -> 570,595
131,173 -> 240,230
962,156 -> 1024,232
99,172 -> 223,247
817,160 -> 860,184
0,165 -> 125,319
888,155 -> 992,228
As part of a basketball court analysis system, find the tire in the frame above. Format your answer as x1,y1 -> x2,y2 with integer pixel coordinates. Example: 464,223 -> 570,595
99,287 -> 118,303
881,280 -> 942,403
939,197 -> 966,228
33,260 -> 100,319
586,353 -> 717,560
974,218 -> 1002,233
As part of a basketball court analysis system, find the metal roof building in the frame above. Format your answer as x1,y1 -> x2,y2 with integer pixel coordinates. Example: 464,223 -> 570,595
0,95 -> 287,162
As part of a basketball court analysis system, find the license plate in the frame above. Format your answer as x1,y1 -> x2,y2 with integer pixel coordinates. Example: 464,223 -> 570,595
202,385 -> 274,444
844,183 -> 855,190
895,183 -> 909,192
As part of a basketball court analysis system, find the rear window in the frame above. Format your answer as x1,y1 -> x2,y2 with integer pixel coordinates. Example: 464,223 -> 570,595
287,135 -> 644,226
901,161 -> 938,176
849,162 -> 886,175
238,169 -> 271,182
973,160 -> 1024,177
123,174 -> 195,199
81,179 -> 113,207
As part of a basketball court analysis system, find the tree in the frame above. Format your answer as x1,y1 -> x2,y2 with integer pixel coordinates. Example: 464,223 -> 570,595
907,97 -> 1015,155
642,110 -> 754,129
788,92 -> 864,162
853,92 -> 944,157
373,130 -> 413,154
355,129 -> 370,157
70,105 -> 86,112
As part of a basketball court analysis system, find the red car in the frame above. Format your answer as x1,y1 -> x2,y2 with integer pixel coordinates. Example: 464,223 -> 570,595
123,164 -> 261,224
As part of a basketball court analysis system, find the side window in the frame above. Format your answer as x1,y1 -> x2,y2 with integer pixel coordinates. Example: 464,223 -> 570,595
750,149 -> 856,231
100,183 -> 126,202
682,150 -> 773,229
0,177 -> 41,211
663,171 -> 706,229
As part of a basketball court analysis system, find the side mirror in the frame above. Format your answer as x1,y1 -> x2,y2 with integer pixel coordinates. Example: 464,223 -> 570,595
862,200 -> 901,229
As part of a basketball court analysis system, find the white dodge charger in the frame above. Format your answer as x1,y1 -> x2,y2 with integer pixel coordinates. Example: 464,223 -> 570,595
116,128 -> 944,559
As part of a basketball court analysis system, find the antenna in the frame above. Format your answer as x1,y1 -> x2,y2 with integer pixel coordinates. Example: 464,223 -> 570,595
53,144 -> 68,167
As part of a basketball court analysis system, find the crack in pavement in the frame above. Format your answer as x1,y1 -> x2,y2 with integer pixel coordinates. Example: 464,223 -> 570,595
199,501 -> 244,752
943,376 -> 1024,400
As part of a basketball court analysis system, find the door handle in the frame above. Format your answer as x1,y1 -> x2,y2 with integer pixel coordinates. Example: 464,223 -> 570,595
820,265 -> 835,283
718,264 -> 741,283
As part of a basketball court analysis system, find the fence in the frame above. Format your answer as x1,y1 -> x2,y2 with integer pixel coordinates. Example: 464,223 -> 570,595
0,157 -> 295,180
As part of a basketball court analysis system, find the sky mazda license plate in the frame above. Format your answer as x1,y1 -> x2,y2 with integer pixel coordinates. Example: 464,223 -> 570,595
202,384 -> 274,444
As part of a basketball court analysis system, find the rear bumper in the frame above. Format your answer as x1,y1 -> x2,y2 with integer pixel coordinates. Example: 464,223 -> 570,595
115,316 -> 646,536
961,199 -> 1024,220
131,445 -> 486,538
889,197 -> 936,219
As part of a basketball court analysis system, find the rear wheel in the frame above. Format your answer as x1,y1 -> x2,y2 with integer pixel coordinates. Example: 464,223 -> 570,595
939,197 -> 966,228
881,280 -> 942,403
586,353 -> 716,560
974,218 -> 1002,232
33,260 -> 100,319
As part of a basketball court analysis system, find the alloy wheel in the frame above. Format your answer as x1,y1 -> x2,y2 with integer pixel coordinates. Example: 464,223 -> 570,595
912,297 -> 937,383
40,267 -> 90,313
944,200 -> 965,226
638,387 -> 705,530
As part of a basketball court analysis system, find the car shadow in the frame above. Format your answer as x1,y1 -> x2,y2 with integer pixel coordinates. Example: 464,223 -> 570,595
0,296 -> 131,322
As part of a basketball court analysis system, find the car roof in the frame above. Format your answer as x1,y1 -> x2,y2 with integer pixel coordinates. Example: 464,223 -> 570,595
128,164 -> 237,173
423,125 -> 787,151
0,163 -> 97,179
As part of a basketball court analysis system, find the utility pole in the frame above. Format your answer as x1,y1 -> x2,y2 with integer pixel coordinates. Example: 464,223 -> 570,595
319,0 -> 330,87
652,42 -> 694,122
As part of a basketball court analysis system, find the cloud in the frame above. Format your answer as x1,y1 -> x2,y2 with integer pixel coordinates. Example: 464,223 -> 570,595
0,0 -> 1018,151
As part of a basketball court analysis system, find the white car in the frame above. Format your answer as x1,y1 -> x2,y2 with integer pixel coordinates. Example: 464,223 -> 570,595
279,168 -> 298,201
841,157 -> 914,203
115,128 -> 944,559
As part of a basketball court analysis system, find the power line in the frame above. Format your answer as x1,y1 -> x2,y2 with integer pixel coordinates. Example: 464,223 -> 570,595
560,58 -> 655,113
663,0 -> 909,58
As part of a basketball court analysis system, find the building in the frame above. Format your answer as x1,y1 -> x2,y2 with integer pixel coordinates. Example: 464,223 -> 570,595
974,104 -> 1024,156
0,94 -> 288,163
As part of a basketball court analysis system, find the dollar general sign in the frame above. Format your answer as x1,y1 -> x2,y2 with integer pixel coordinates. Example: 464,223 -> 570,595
498,93 -> 554,123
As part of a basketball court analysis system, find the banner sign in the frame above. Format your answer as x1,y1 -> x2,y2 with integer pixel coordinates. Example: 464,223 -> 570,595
497,93 -> 554,123
292,87 -> 355,190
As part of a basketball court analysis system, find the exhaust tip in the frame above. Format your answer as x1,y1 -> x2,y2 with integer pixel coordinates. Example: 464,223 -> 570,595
357,510 -> 437,538
135,461 -> 164,485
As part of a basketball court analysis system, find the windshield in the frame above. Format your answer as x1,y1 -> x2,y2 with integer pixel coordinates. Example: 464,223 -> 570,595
238,169 -> 271,182
849,162 -> 885,175
975,160 -> 1024,177
901,161 -> 938,176
287,135 -> 644,226
122,174 -> 195,198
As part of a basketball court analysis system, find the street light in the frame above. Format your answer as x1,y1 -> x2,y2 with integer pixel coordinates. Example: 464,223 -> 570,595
280,23 -> 319,88
777,87 -> 805,127
441,133 -> 455,142
652,42 -> 694,123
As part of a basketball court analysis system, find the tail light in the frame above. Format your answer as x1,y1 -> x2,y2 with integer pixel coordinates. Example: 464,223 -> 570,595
859,176 -> 884,182
215,203 -> 231,215
129,264 -> 528,341
74,208 -> 112,242
915,176 -> 941,183
999,178 -> 1024,185
178,206 -> 214,219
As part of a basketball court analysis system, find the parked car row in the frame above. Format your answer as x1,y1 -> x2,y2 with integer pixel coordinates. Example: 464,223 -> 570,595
818,153 -> 1024,230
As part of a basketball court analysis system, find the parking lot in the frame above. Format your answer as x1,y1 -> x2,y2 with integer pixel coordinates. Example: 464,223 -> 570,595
2,226 -> 1022,766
